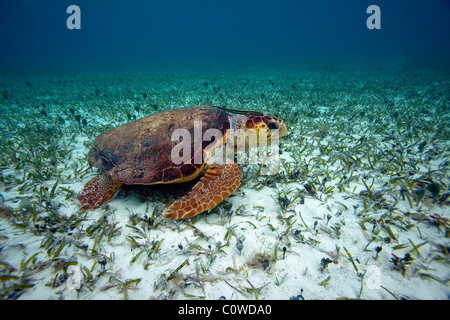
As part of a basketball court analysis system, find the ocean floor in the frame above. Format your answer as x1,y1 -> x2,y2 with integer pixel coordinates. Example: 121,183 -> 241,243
0,64 -> 449,300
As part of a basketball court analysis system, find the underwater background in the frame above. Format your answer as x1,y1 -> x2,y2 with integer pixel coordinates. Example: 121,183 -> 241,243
1,0 -> 450,71
0,0 -> 449,301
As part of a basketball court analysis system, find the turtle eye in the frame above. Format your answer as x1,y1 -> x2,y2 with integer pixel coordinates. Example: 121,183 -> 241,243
267,121 -> 279,130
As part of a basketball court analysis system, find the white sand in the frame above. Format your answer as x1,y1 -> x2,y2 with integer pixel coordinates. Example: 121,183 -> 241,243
1,136 -> 448,300
0,68 -> 449,300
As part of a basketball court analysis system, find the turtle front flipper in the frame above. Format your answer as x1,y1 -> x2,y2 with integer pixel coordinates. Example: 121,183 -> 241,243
78,174 -> 123,211
164,163 -> 241,220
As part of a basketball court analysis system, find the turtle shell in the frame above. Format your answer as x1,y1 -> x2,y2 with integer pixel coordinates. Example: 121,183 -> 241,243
88,106 -> 230,184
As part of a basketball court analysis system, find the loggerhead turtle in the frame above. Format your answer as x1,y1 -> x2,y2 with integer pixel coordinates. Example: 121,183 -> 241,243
78,106 -> 287,219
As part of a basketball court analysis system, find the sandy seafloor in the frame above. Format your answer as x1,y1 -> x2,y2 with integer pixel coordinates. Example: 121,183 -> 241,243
0,64 -> 449,300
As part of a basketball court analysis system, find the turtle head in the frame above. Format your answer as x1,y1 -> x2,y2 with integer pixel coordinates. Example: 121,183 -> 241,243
226,110 -> 287,149
244,114 -> 288,139
219,107 -> 287,139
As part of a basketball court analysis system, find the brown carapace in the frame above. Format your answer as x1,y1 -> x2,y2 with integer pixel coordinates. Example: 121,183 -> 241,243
78,106 -> 287,219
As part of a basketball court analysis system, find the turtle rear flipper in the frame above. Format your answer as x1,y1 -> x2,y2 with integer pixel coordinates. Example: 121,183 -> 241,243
78,174 -> 123,211
164,163 -> 241,220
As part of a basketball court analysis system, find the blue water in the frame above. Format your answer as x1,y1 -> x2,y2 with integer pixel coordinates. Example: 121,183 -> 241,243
1,0 -> 449,72
1,1 -> 450,301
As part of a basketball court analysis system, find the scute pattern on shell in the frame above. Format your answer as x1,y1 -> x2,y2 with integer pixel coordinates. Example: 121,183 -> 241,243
88,106 -> 229,184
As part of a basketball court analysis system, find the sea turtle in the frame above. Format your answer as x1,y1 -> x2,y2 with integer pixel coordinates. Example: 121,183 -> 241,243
78,106 -> 287,219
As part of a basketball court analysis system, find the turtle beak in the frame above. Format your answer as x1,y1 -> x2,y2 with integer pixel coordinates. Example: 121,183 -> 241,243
279,122 -> 287,137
